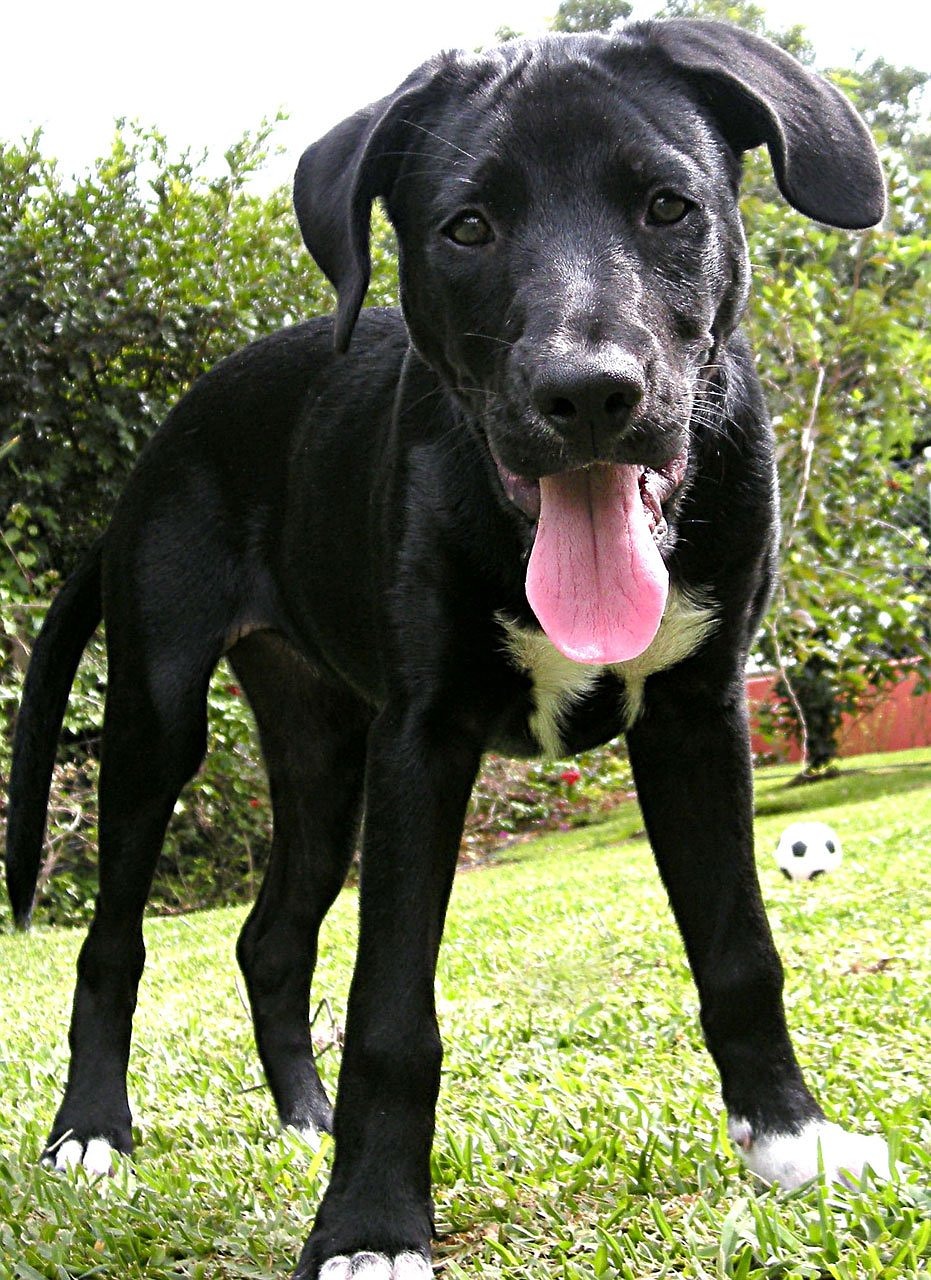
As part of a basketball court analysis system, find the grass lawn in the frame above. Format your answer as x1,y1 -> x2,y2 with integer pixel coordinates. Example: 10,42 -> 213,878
0,749 -> 928,1279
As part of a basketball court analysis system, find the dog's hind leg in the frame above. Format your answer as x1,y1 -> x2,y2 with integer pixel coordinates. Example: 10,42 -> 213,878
229,633 -> 371,1144
45,595 -> 223,1174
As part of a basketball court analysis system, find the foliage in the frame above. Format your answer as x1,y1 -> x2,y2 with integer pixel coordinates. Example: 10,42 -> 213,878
0,122 -> 398,582
654,0 -> 814,60
844,58 -> 931,165
769,657 -> 844,775
1,751 -> 929,1276
655,0 -> 931,770
2,125 -> 299,577
744,153 -> 931,768
551,0 -> 632,33
463,747 -> 635,862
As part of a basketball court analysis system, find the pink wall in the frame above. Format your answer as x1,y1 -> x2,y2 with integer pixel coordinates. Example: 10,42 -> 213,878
748,668 -> 931,762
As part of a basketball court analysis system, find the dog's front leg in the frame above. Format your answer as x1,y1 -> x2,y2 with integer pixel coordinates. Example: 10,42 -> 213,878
293,700 -> 484,1280
626,670 -> 889,1189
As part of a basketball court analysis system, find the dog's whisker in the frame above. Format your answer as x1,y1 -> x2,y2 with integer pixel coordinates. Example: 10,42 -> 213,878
398,119 -> 478,162
400,387 -> 448,416
377,150 -> 465,162
454,386 -> 504,399
461,333 -> 516,349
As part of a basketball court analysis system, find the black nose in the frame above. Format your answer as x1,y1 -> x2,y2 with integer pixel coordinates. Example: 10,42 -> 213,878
531,356 -> 646,448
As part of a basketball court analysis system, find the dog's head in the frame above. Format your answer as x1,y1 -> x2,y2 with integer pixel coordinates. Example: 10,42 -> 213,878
294,20 -> 884,665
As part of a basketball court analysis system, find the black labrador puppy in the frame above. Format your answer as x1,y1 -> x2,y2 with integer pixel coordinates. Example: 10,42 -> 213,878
7,19 -> 889,1280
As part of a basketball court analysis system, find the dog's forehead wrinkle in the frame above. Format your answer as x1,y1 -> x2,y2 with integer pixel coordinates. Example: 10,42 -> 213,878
408,57 -> 731,234
508,130 -> 721,229
490,50 -> 725,167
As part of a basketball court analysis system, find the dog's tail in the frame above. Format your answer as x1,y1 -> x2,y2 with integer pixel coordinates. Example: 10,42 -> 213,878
5,541 -> 103,929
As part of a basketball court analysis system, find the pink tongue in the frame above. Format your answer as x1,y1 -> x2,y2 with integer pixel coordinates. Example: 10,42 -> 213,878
526,464 -> 668,664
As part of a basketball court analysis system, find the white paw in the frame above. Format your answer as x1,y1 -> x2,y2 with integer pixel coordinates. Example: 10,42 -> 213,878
49,1136 -> 115,1177
319,1251 -> 432,1280
729,1117 -> 890,1189
291,1123 -> 328,1153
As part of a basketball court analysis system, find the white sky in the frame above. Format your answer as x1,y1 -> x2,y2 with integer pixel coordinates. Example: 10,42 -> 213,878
3,0 -> 929,191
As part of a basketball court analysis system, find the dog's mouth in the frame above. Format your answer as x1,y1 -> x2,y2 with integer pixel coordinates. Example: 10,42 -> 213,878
493,455 -> 687,535
492,452 -> 688,666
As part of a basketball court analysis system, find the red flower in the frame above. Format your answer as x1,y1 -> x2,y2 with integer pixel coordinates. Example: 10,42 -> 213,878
248,797 -> 262,808
227,684 -> 242,696
560,767 -> 582,786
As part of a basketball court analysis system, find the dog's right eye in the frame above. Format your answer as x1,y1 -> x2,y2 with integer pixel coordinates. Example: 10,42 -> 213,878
443,212 -> 495,247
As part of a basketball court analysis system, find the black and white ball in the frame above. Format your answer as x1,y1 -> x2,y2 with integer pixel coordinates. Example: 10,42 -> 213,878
774,822 -> 842,881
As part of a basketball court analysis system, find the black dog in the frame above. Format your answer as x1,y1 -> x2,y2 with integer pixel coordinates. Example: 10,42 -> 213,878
7,19 -> 889,1280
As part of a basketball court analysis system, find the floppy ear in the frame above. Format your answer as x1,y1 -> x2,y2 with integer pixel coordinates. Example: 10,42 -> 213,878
626,19 -> 886,229
293,60 -> 444,352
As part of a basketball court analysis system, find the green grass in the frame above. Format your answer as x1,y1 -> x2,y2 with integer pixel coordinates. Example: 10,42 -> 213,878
1,749 -> 929,1279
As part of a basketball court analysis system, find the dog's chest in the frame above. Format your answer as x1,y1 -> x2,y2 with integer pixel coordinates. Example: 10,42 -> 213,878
497,588 -> 716,758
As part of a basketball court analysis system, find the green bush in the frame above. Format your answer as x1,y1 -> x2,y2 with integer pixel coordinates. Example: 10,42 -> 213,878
0,122 -> 398,925
0,121 -> 399,579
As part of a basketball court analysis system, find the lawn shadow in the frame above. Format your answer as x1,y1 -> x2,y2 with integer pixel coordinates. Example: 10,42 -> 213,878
754,759 -> 931,821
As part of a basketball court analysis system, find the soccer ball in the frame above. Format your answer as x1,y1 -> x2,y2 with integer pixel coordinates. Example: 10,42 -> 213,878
774,822 -> 842,882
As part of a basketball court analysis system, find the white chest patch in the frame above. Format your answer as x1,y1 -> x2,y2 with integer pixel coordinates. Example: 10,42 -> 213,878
497,587 -> 717,758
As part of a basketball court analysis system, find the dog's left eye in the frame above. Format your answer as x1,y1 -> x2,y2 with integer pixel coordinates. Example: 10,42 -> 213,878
647,192 -> 693,226
443,211 -> 495,246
